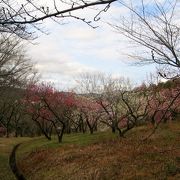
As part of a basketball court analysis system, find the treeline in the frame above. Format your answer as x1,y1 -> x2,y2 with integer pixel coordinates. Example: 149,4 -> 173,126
0,72 -> 179,143
0,34 -> 38,137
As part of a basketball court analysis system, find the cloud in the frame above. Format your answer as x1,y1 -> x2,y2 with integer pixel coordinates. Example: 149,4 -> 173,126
35,59 -> 95,75
27,39 -> 96,74
26,0 -> 179,89
63,27 -> 97,41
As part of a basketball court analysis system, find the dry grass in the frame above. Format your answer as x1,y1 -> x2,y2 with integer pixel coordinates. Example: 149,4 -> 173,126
0,137 -> 32,180
17,121 -> 180,180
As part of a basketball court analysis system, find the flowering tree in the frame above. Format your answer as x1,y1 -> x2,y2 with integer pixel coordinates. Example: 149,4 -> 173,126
76,73 -> 150,137
98,89 -> 149,137
24,84 -> 54,140
76,97 -> 102,134
147,82 -> 180,125
117,90 -> 149,137
25,83 -> 76,143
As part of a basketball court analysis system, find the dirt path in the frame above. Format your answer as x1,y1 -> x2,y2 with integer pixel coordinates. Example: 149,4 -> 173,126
9,143 -> 26,180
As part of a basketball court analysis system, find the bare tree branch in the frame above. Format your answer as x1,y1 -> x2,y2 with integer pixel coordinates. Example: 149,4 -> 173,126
110,0 -> 180,78
0,0 -> 117,38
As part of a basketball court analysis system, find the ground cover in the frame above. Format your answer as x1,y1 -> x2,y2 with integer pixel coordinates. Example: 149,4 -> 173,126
0,137 -> 32,180
16,121 -> 180,180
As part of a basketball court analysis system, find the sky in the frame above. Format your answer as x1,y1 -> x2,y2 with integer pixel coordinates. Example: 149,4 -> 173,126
24,0 -> 178,90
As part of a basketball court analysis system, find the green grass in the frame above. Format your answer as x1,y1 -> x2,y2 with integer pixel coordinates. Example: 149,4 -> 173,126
0,131 -> 116,180
17,121 -> 180,180
1,122 -> 179,180
0,137 -> 32,180
17,131 -> 117,158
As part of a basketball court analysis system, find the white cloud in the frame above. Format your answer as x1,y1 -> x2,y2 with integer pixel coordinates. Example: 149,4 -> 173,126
25,0 -> 179,89
35,60 -> 95,75
63,27 -> 97,41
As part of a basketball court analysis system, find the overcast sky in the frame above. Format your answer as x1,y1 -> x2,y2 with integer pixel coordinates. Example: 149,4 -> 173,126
25,0 -> 179,90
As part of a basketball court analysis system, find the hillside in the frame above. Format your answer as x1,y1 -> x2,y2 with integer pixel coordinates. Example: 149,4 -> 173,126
15,121 -> 180,180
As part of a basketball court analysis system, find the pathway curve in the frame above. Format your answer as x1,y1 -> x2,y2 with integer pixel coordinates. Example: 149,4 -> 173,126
9,143 -> 26,180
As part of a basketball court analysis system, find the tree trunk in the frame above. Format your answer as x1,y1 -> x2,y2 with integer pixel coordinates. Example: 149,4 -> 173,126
118,131 -> 125,138
45,133 -> 51,140
15,131 -> 18,137
90,128 -> 93,134
94,122 -> 98,132
35,120 -> 51,140
86,119 -> 94,135
6,127 -> 9,138
20,130 -> 23,137
58,124 -> 65,143
112,126 -> 116,133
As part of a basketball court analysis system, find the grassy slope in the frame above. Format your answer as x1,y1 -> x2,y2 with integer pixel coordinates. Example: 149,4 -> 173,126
0,131 -> 115,180
0,137 -> 32,180
16,122 -> 180,180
